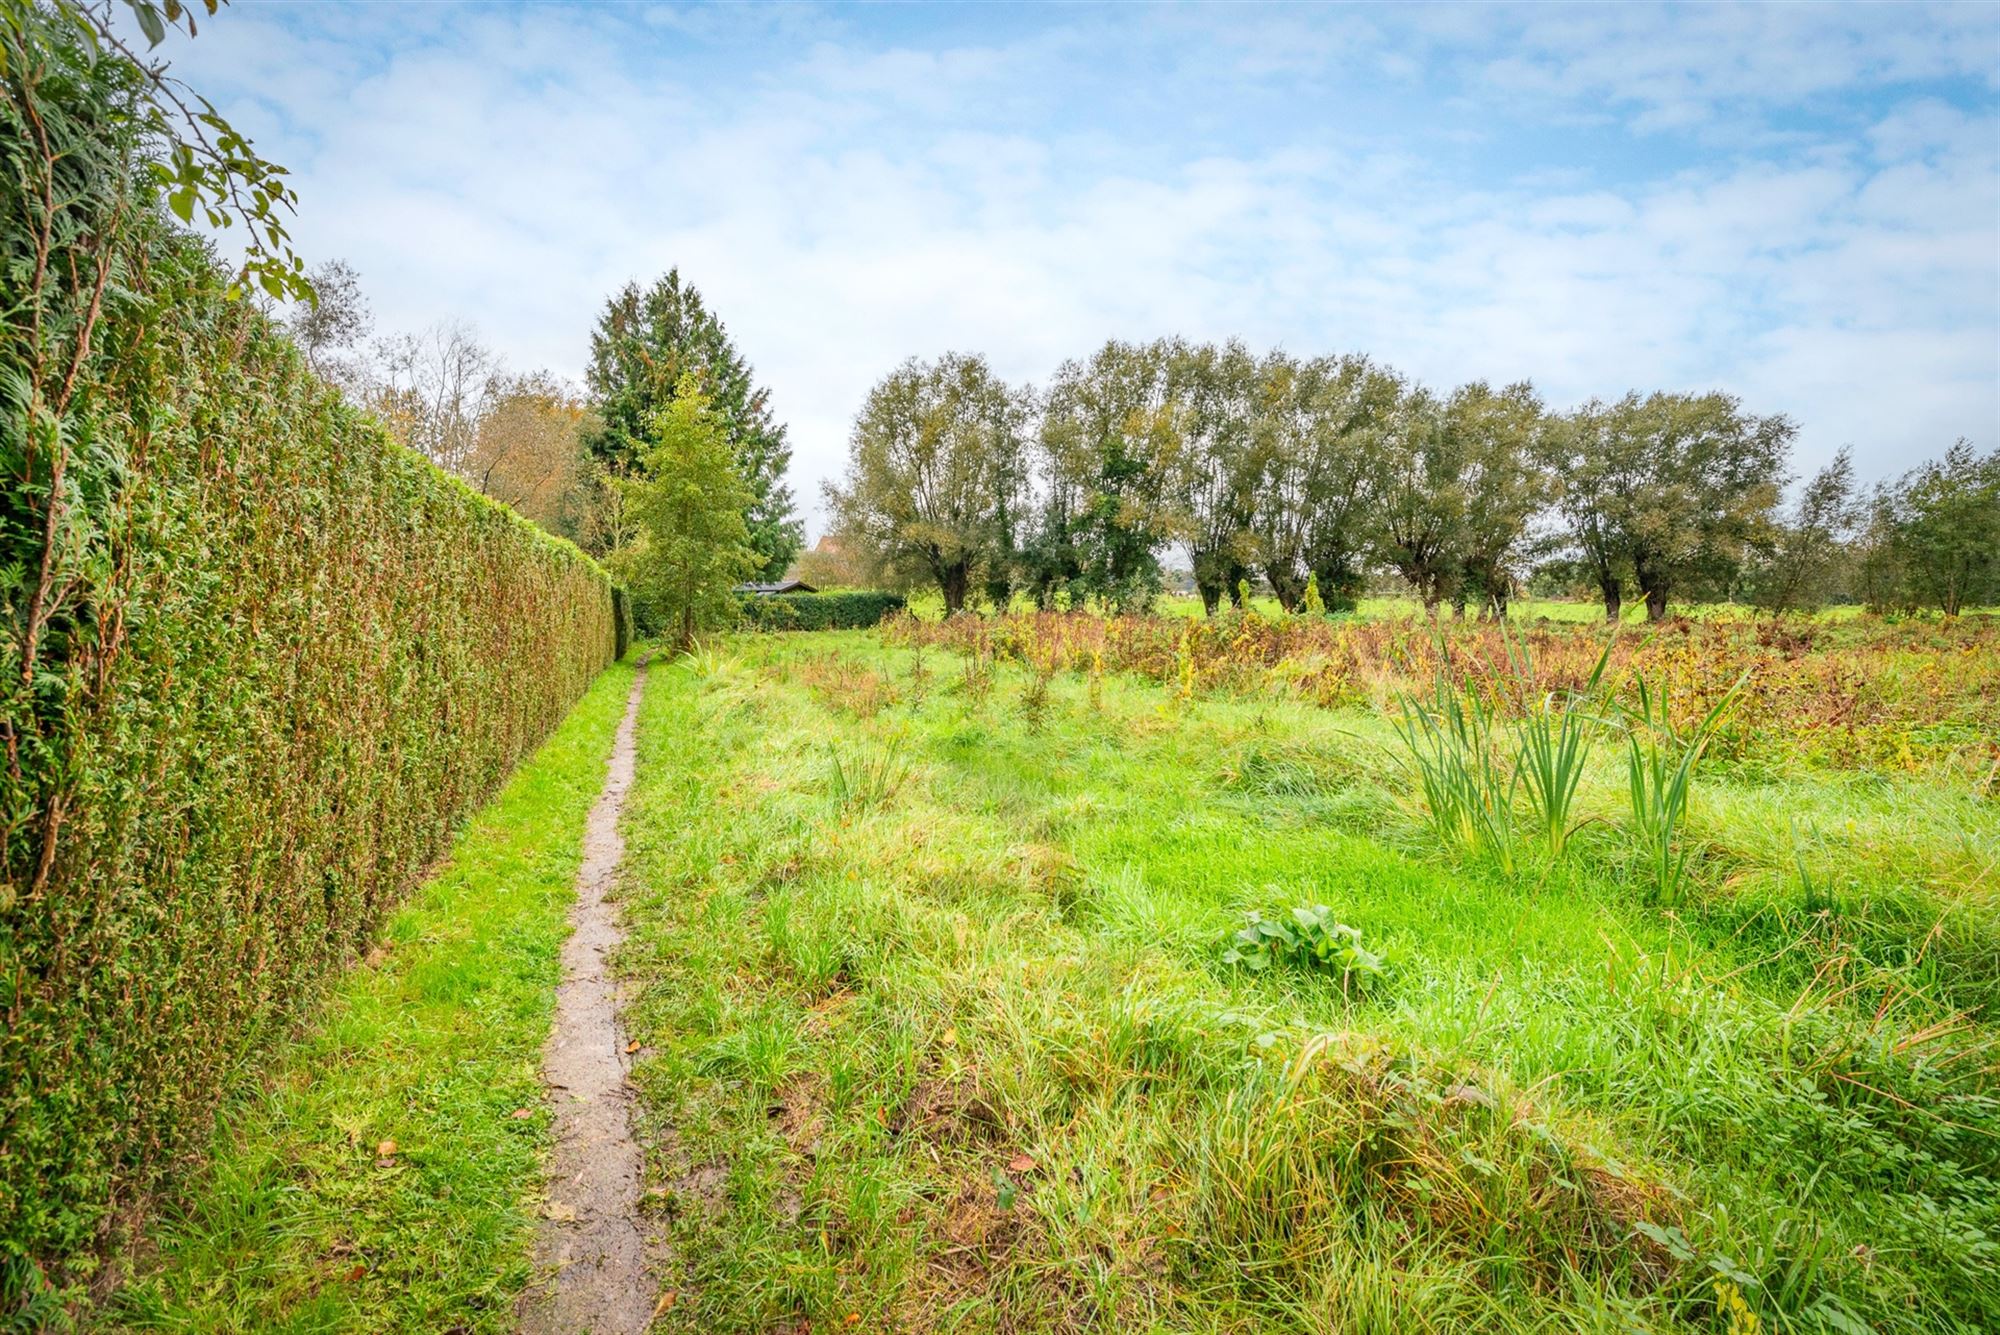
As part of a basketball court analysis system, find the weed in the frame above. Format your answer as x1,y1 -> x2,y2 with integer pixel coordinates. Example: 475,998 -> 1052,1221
1222,903 -> 1386,995
825,740 -> 909,810
1509,630 -> 1614,859
1393,669 -> 1519,872
1624,672 -> 1746,903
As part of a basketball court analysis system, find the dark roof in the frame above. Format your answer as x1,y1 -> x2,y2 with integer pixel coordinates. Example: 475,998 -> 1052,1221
737,580 -> 817,595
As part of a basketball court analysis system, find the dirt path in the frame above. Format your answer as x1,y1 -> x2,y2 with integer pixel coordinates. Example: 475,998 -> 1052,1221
519,660 -> 656,1334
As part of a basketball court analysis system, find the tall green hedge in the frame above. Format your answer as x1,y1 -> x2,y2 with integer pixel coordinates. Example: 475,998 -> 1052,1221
1,13 -> 617,1301
738,590 -> 907,631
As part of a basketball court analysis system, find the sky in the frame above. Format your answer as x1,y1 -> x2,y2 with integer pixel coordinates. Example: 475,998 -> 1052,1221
157,1 -> 2000,536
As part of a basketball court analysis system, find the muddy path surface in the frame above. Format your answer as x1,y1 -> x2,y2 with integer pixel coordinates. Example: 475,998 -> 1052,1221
519,660 -> 657,1334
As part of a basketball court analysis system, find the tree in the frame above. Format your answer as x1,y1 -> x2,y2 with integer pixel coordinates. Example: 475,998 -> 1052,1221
1878,441 -> 2000,616
1256,353 -> 1397,612
585,271 -> 800,576
363,321 -> 497,477
1742,447 -> 1858,616
285,258 -> 371,388
612,376 -> 759,651
1165,340 -> 1262,613
825,353 -> 1027,614
1552,392 -> 1790,621
1447,381 -> 1548,618
1371,386 -> 1467,611
466,372 -> 596,541
1038,340 -> 1182,611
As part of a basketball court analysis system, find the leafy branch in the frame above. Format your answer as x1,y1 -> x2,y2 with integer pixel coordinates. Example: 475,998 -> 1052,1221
61,0 -> 313,302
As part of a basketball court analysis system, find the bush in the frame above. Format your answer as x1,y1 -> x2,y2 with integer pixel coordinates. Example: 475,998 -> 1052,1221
739,590 -> 907,631
1,15 -> 618,1297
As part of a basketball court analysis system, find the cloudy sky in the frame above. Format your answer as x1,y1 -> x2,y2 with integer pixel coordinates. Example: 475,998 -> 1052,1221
161,2 -> 1998,534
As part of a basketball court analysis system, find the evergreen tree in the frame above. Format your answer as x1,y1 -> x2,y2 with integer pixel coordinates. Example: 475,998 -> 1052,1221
585,271 -> 801,577
611,376 -> 761,651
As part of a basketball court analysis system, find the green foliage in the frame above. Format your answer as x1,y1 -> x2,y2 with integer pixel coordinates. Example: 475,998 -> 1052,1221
1552,391 -> 1791,621
1301,571 -> 1326,615
1623,673 -> 1745,903
0,24 -> 616,1298
826,352 -> 1028,613
610,376 -> 760,651
1743,448 -> 1859,616
824,739 -> 908,810
1857,440 -> 2000,617
1033,339 -> 1177,611
1509,632 -> 1613,859
36,0 -> 316,304
1221,903 -> 1386,991
584,269 -> 801,578
738,590 -> 906,631
108,666 -> 636,1333
1393,670 -> 1519,873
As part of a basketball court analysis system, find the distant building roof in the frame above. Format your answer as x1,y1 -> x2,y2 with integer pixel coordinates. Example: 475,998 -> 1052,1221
737,579 -> 817,595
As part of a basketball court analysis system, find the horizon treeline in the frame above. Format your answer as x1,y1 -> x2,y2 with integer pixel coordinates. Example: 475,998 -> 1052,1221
827,340 -> 2000,620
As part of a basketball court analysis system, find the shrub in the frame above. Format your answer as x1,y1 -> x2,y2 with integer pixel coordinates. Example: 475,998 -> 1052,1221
739,589 -> 907,631
1,16 -> 618,1298
1222,903 -> 1386,994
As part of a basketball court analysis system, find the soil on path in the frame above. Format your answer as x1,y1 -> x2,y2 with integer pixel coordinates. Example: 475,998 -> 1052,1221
519,660 -> 657,1334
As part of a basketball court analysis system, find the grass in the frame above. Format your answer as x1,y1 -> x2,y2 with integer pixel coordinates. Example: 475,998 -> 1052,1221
614,631 -> 1998,1333
104,663 -> 637,1334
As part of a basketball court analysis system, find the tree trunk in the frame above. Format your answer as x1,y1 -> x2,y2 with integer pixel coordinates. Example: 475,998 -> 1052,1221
1601,580 -> 1622,623
1645,585 -> 1668,621
1196,579 -> 1223,615
940,563 -> 970,614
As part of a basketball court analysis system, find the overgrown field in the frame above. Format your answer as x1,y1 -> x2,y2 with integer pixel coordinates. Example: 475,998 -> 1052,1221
616,618 -> 1997,1333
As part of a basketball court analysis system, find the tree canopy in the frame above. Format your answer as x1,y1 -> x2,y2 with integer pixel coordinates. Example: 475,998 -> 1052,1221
585,270 -> 801,578
611,376 -> 760,649
825,353 -> 1027,613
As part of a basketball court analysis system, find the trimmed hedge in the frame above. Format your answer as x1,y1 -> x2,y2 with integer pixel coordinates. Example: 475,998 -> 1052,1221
2,19 -> 617,1299
739,589 -> 907,631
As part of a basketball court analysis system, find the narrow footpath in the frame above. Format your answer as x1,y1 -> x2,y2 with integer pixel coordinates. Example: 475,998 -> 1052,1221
520,659 -> 656,1334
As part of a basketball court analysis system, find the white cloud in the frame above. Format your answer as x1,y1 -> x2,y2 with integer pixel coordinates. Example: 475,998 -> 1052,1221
155,2 -> 1997,532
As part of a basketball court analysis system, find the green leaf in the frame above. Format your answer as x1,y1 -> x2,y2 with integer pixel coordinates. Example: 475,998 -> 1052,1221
132,1 -> 167,47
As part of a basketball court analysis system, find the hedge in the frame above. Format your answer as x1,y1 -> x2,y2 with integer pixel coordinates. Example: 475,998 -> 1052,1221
738,590 -> 907,631
1,16 -> 618,1301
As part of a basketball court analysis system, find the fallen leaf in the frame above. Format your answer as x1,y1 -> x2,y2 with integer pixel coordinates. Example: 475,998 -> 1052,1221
652,1291 -> 677,1316
1008,1154 -> 1036,1173
510,1108 -> 534,1120
344,1263 -> 366,1282
626,1039 -> 641,1054
376,1139 -> 397,1158
940,1027 -> 958,1048
845,1315 -> 860,1326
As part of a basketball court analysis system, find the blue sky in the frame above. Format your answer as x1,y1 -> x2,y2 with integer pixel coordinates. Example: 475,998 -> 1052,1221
161,2 -> 1999,533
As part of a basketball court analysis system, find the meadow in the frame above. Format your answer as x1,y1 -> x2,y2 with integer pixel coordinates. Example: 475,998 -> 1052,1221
612,607 -> 1997,1333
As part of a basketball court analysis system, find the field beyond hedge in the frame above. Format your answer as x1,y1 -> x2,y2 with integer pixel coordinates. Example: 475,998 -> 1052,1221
614,614 -> 1998,1333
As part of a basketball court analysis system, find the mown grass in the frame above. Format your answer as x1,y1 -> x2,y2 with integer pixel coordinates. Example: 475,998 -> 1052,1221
617,633 -> 1996,1333
103,663 -> 637,1334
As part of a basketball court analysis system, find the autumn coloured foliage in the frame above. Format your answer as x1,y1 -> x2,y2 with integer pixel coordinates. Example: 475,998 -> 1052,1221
887,609 -> 2000,782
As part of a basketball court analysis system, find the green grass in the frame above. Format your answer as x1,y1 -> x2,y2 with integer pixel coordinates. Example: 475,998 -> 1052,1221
104,663 -> 637,1334
613,633 -> 1998,1333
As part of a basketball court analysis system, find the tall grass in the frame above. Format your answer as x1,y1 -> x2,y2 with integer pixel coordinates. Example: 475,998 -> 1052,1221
1393,671 -> 1519,873
1509,632 -> 1614,860
1625,672 -> 1747,904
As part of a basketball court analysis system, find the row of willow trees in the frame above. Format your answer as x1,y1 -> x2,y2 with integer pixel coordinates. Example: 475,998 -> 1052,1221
828,340 -> 1996,619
